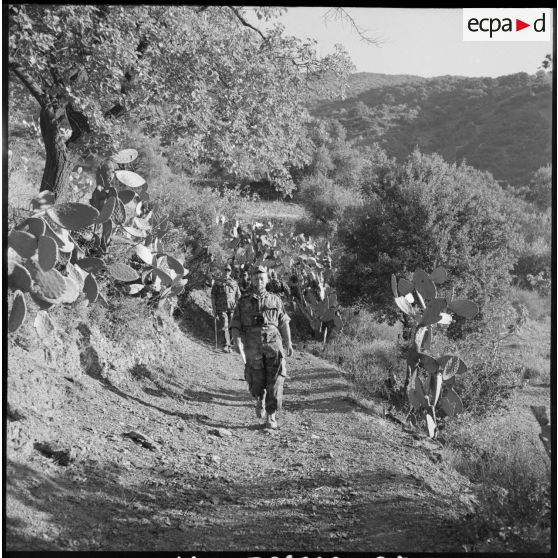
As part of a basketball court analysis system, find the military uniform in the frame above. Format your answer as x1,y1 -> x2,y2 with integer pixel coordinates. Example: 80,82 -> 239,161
211,276 -> 241,350
230,289 -> 290,415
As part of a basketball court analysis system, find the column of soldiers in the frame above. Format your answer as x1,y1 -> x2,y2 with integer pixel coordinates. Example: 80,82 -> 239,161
210,264 -> 293,430
208,254 -> 334,430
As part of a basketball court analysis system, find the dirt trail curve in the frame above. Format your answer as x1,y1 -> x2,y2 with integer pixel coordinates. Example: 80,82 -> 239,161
7,324 -> 477,552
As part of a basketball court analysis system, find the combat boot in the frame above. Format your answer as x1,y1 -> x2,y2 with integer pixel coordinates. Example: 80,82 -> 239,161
266,412 -> 278,430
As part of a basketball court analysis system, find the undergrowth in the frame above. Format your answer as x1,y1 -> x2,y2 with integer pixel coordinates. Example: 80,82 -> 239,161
443,413 -> 551,552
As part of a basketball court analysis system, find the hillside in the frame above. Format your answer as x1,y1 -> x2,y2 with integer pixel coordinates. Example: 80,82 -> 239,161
312,72 -> 553,187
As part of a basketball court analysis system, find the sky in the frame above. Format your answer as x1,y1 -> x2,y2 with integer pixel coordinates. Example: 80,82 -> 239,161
254,7 -> 553,78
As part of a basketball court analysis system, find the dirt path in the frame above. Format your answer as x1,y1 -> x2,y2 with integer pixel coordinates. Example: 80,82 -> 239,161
7,321 -> 477,552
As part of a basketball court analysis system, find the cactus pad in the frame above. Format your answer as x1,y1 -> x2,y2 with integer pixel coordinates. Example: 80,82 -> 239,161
26,259 -> 67,300
26,217 -> 46,238
152,267 -> 173,286
102,218 -> 114,244
397,278 -> 414,296
437,355 -> 467,379
66,263 -> 85,289
107,263 -> 140,282
8,291 -> 27,333
390,274 -> 398,297
38,235 -> 58,272
394,296 -> 416,316
84,273 -> 99,303
111,148 -> 138,164
115,170 -> 146,188
8,263 -> 32,292
117,189 -> 137,205
8,230 -> 38,258
425,413 -> 437,438
135,244 -> 153,265
440,389 -> 463,417
419,353 -> 439,374
418,297 -> 448,327
113,199 -> 126,225
448,299 -> 479,319
59,276 -> 80,304
430,266 -> 447,284
46,202 -> 100,230
412,268 -> 437,301
166,255 -> 185,277
34,310 -> 55,339
76,257 -> 106,274
95,195 -> 117,224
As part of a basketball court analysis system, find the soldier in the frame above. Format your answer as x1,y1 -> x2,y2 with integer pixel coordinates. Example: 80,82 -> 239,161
266,269 -> 291,298
211,264 -> 241,353
230,266 -> 293,430
238,268 -> 251,295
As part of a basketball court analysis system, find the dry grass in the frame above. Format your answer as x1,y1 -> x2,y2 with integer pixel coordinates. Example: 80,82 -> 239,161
509,286 -> 551,322
237,199 -> 306,222
443,402 -> 551,552
316,310 -> 401,400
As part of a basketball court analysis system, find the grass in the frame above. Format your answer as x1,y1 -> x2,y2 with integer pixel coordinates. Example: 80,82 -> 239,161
509,286 -> 551,322
311,309 -> 401,400
237,199 -> 306,222
442,406 -> 551,552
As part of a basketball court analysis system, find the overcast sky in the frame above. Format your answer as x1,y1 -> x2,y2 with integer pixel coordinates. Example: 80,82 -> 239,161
256,7 -> 552,78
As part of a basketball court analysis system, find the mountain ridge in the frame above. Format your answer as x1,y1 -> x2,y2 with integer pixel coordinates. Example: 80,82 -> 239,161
311,71 -> 552,187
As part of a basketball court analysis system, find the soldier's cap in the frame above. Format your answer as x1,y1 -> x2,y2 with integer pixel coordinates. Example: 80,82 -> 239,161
251,265 -> 268,275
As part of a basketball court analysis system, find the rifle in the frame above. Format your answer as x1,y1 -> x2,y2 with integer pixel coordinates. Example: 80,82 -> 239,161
214,316 -> 218,349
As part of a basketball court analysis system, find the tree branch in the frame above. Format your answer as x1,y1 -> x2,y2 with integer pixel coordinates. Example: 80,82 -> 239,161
8,57 -> 46,106
228,6 -> 266,41
323,8 -> 381,46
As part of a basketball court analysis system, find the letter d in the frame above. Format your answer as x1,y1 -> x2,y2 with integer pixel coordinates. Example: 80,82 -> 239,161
534,13 -> 545,32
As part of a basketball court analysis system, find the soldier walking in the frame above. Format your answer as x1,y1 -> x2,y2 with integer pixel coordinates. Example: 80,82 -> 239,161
230,266 -> 293,430
211,264 -> 241,353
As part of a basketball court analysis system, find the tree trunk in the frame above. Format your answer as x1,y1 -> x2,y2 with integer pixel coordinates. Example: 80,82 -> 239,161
39,104 -> 74,199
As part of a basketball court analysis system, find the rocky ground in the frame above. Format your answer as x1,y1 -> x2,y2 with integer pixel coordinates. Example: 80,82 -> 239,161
5,295 -> 542,553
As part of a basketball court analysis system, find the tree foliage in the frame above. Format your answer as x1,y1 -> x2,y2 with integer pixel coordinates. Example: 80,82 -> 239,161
313,72 -> 552,188
8,5 -> 353,197
337,149 -> 520,323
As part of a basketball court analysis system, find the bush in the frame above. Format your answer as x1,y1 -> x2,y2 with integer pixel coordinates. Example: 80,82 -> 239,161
444,413 -> 550,552
297,173 -> 361,237
337,150 -> 520,326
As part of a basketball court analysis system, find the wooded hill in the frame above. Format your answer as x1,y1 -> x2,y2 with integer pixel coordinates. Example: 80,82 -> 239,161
311,71 -> 552,187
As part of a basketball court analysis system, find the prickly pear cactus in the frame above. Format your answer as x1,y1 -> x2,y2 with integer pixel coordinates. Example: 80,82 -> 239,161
7,146 -> 191,331
391,266 -> 479,438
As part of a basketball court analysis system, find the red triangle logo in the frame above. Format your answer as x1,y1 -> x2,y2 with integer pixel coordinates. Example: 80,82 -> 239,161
516,19 -> 530,31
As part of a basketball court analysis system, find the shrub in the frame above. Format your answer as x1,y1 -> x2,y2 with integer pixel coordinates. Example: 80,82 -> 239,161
444,413 -> 550,552
297,173 -> 361,237
337,150 -> 520,326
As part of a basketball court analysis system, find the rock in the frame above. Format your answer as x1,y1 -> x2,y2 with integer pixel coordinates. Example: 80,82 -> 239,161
34,441 -> 77,466
122,431 -> 158,451
208,428 -> 232,438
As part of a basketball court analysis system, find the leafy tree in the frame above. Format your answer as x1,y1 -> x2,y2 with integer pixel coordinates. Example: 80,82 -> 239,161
8,5 -> 353,199
521,165 -> 552,212
298,173 -> 360,237
337,150 -> 520,323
